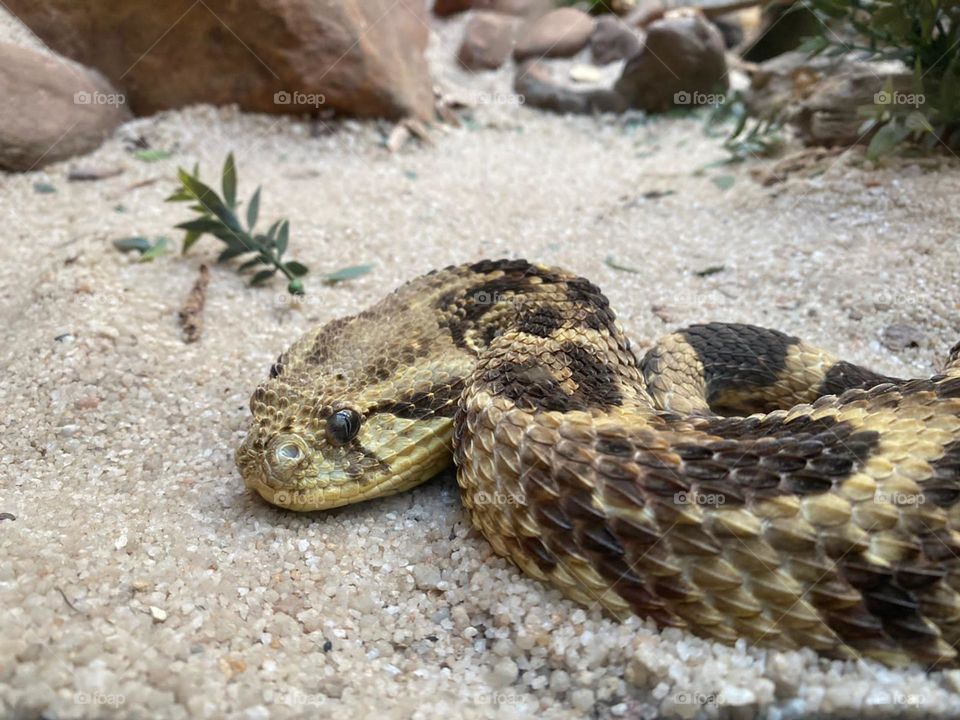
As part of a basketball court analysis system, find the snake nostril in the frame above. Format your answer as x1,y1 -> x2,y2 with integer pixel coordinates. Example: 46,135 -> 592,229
276,443 -> 303,463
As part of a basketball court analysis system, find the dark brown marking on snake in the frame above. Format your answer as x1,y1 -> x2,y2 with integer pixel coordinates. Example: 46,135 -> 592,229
679,323 -> 800,407
517,305 -> 566,338
371,379 -> 465,420
269,353 -> 286,379
561,341 -> 624,409
925,440 -> 960,507
818,361 -> 902,397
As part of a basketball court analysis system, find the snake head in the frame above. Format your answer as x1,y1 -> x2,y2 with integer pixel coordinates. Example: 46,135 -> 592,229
236,341 -> 464,512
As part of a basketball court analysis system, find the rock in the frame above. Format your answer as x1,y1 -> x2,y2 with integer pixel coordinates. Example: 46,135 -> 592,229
434,0 -> 473,16
474,0 -> 554,17
458,12 -> 523,70
4,0 -> 434,121
590,16 -> 643,65
514,8 -> 597,62
514,60 -> 627,114
882,323 -> 924,352
615,10 -> 728,112
0,42 -> 130,172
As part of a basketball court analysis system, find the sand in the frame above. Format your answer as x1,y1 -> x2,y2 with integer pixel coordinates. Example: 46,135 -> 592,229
3,7 -> 960,720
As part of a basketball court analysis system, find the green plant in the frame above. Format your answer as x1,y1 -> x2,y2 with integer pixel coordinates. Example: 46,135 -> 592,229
705,92 -> 786,162
167,153 -> 309,295
802,0 -> 960,152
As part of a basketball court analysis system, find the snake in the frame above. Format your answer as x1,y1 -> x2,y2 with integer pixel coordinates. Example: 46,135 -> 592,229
235,259 -> 960,668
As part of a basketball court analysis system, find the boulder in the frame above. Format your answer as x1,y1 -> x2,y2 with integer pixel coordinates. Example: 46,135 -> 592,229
0,42 -> 130,172
458,12 -> 524,71
615,10 -> 727,112
3,0 -> 434,121
590,16 -> 643,65
514,8 -> 597,61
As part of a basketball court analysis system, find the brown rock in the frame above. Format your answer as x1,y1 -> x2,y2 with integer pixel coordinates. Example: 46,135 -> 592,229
474,0 -> 554,17
4,0 -> 434,121
434,0 -> 473,16
590,16 -> 643,65
514,8 -> 597,61
458,12 -> 523,70
0,42 -> 130,172
615,10 -> 728,113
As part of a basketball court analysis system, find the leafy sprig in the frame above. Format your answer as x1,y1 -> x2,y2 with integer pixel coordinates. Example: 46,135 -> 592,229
166,153 -> 309,294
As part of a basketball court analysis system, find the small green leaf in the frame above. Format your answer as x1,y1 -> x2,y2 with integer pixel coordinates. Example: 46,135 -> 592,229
33,182 -> 56,194
139,237 -> 169,262
711,175 -> 736,190
238,256 -> 268,271
218,245 -> 252,263
165,187 -> 194,203
222,152 -> 237,209
285,260 -> 310,277
276,220 -> 289,256
247,187 -> 261,230
604,256 -> 641,274
182,230 -> 202,255
288,278 -> 305,295
113,236 -> 153,253
135,149 -> 172,162
866,121 -> 910,160
322,264 -> 371,284
250,268 -> 276,286
176,169 -> 243,233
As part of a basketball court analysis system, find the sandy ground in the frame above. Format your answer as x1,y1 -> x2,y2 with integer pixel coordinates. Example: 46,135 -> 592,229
4,8 -> 960,720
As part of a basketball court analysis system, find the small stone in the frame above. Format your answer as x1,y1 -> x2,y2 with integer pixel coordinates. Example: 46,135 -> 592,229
514,8 -> 596,61
569,64 -> 603,84
882,323 -> 924,351
549,669 -> 570,692
149,606 -> 168,622
413,563 -> 442,590
570,688 -> 595,712
492,657 -> 518,686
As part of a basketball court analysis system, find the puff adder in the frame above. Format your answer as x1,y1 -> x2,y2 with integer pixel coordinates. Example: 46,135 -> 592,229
236,259 -> 960,668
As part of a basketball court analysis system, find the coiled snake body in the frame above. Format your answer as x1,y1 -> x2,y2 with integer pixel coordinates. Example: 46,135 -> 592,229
236,260 -> 960,667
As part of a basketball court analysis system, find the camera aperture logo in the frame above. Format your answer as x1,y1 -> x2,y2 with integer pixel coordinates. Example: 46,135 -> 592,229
874,90 -> 925,108
274,90 -> 326,108
74,90 -> 125,107
673,90 -> 725,106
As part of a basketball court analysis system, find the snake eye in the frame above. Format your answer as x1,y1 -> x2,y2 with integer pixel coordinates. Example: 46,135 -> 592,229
326,408 -> 362,445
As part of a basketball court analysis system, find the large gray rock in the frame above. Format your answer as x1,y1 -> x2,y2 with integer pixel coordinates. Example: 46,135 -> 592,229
615,10 -> 727,113
3,0 -> 435,120
0,42 -> 130,172
590,16 -> 643,65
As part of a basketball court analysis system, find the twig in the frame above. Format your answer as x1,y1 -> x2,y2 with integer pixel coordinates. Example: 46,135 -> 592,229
179,264 -> 211,343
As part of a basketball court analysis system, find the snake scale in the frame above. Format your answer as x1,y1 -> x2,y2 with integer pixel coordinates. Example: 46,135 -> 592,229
236,259 -> 960,668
